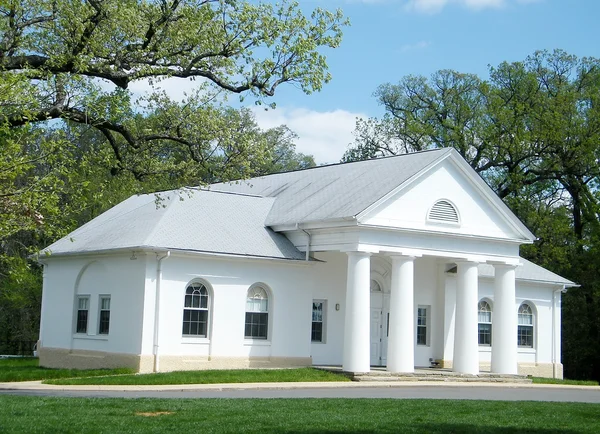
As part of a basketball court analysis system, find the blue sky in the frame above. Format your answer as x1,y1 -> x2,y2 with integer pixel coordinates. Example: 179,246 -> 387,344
249,0 -> 600,163
140,0 -> 599,164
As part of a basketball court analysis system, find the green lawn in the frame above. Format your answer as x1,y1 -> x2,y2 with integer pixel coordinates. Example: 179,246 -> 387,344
0,357 -> 134,382
531,377 -> 599,386
45,367 -> 350,385
0,397 -> 598,433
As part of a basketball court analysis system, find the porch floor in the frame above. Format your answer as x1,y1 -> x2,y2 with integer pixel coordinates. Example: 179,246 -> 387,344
315,366 -> 532,383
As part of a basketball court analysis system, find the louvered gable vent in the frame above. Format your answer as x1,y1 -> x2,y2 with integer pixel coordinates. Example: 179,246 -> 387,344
428,200 -> 459,224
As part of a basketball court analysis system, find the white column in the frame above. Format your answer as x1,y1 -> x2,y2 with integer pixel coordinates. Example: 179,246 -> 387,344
342,251 -> 371,372
491,264 -> 517,374
387,255 -> 415,373
453,261 -> 479,374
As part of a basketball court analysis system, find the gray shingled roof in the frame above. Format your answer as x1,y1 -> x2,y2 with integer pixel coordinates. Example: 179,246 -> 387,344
211,148 -> 451,226
43,189 -> 305,260
478,258 -> 576,286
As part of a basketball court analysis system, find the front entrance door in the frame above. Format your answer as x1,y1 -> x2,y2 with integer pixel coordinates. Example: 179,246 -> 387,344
370,307 -> 383,366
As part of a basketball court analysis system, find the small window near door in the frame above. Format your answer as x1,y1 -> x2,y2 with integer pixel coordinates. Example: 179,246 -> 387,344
478,300 -> 492,346
311,300 -> 326,343
417,306 -> 428,346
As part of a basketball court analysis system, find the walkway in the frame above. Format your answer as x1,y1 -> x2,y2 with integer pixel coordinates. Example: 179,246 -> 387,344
1,380 -> 599,403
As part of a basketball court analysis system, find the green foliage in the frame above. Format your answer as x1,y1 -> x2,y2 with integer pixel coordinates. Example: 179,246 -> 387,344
0,0 -> 330,348
347,50 -> 600,382
1,397 -> 599,433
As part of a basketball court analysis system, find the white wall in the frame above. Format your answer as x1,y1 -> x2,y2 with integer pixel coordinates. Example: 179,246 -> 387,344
40,254 -> 147,355
150,253 -> 315,360
40,250 -> 560,372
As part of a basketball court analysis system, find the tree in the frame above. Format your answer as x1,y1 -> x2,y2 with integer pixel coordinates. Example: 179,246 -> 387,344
346,50 -> 600,380
0,0 -> 346,174
1,1 -> 341,347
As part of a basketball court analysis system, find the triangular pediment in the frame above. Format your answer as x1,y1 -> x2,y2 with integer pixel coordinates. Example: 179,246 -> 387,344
358,151 -> 535,242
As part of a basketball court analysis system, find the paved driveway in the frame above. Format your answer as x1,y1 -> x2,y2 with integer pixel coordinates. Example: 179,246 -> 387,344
1,382 -> 600,403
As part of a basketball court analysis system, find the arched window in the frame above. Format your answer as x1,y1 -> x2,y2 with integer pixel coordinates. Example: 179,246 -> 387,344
182,282 -> 209,337
428,199 -> 460,224
245,285 -> 269,339
518,303 -> 534,348
478,300 -> 492,346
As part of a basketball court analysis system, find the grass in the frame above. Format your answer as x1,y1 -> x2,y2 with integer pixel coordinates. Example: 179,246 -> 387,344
530,377 -> 599,386
0,357 -> 134,383
45,367 -> 350,385
0,397 -> 599,433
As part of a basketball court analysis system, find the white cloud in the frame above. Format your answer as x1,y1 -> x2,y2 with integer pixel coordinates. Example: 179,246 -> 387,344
251,107 -> 367,164
404,0 -> 512,14
399,40 -> 431,52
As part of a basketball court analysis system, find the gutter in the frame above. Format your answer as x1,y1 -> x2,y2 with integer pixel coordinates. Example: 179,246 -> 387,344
551,285 -> 566,378
153,251 -> 170,373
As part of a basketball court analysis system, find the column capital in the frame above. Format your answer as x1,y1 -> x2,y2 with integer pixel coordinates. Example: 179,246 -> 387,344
490,262 -> 520,270
388,254 -> 417,262
454,258 -> 481,265
345,250 -> 372,258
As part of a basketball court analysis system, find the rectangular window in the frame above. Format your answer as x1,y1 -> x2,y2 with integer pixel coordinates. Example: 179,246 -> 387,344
182,310 -> 208,336
76,296 -> 89,334
518,325 -> 533,348
416,307 -> 428,346
311,301 -> 326,343
245,312 -> 268,339
478,324 -> 492,346
98,296 -> 111,335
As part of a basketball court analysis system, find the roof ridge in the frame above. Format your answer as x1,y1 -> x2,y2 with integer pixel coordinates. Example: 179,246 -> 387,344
210,147 -> 450,187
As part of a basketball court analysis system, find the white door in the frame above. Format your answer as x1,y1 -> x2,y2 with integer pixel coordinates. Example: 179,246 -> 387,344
381,293 -> 390,365
370,307 -> 383,366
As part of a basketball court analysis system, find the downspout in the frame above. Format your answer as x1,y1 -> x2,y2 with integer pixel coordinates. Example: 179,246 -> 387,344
301,228 -> 311,261
153,251 -> 170,373
295,223 -> 311,261
551,286 -> 565,379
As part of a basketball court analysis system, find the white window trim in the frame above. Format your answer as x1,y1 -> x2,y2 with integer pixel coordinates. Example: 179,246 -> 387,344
517,302 -> 535,349
182,280 -> 212,339
74,295 -> 90,335
311,299 -> 327,344
244,283 -> 272,342
416,305 -> 430,347
97,295 -> 111,335
478,299 -> 492,347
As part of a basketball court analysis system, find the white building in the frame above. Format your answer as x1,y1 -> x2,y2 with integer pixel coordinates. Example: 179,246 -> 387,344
38,149 -> 574,377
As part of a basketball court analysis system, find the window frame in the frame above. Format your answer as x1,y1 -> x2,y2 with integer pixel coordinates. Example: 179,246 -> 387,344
478,299 -> 492,347
416,306 -> 429,346
98,295 -> 111,335
517,302 -> 535,348
311,300 -> 327,343
182,281 -> 211,338
244,284 -> 270,341
75,295 -> 90,334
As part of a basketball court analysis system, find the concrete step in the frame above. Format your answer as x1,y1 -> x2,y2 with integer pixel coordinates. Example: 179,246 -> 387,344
350,372 -> 532,384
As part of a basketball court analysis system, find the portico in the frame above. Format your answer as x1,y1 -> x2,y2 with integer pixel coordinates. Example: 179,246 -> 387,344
341,247 -> 520,376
